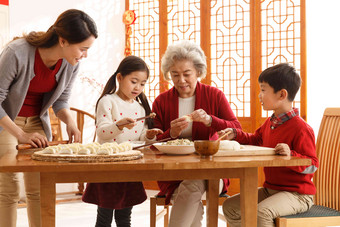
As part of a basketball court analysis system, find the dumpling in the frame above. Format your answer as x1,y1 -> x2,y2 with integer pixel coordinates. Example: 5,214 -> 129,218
59,146 -> 73,154
42,147 -> 56,154
182,115 -> 193,123
78,148 -> 90,155
84,144 -> 98,154
219,140 -> 241,151
97,147 -> 111,155
119,142 -> 133,152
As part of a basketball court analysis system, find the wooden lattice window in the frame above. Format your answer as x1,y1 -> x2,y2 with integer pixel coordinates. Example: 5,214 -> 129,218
126,0 -> 306,133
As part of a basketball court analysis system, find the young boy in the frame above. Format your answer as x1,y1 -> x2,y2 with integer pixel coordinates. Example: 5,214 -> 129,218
219,63 -> 319,227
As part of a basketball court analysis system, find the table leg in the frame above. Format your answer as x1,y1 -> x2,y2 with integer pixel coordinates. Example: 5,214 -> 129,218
240,167 -> 258,227
206,179 -> 219,227
40,173 -> 56,227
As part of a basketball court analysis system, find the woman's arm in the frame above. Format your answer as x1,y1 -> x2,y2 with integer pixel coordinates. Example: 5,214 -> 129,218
55,108 -> 81,143
0,115 -> 48,147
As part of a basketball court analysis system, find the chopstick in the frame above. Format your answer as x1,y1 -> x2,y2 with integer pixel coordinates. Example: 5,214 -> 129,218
117,112 -> 156,127
133,137 -> 172,150
16,140 -> 69,150
217,130 -> 232,141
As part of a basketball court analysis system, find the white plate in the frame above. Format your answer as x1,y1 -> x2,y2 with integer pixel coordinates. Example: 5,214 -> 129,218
153,143 -> 195,155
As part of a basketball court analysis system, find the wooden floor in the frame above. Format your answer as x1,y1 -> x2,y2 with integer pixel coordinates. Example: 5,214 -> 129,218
17,190 -> 228,227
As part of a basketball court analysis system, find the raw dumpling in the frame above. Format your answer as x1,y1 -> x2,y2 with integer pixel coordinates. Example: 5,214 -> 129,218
78,148 -> 90,155
182,115 -> 193,122
42,147 -> 56,154
97,147 -> 111,155
59,146 -> 73,154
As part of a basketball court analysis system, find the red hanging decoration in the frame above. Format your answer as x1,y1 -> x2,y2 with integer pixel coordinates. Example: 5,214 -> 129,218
123,10 -> 136,57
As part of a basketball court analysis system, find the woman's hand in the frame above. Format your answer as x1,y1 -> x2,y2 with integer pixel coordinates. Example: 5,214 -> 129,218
217,128 -> 235,140
169,117 -> 189,138
0,115 -> 48,148
146,129 -> 164,140
190,109 -> 212,127
275,143 -> 291,156
116,118 -> 136,130
66,123 -> 81,143
18,132 -> 49,148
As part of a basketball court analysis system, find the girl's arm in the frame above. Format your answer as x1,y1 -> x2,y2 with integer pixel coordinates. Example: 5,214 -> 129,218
96,96 -> 124,141
0,115 -> 48,148
55,108 -> 81,143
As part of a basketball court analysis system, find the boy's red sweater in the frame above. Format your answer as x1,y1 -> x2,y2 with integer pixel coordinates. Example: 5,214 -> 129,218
235,116 -> 319,195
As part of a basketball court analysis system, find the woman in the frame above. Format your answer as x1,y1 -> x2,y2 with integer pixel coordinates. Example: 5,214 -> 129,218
152,40 -> 242,227
0,9 -> 97,227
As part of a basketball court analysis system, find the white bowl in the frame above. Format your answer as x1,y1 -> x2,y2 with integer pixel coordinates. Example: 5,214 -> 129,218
153,143 -> 195,155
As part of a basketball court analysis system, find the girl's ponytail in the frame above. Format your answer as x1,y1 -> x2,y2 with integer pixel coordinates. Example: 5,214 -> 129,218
137,92 -> 153,129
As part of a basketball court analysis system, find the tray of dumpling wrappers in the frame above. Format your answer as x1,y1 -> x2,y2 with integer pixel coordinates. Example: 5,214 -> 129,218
214,140 -> 275,156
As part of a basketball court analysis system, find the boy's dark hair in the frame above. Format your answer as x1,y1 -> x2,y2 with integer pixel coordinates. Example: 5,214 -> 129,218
258,63 -> 301,101
96,55 -> 153,128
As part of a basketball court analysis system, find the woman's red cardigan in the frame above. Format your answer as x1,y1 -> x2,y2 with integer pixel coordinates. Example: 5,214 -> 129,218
152,82 -> 242,204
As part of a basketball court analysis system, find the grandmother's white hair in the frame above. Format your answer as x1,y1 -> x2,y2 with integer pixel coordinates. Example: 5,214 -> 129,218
161,40 -> 207,80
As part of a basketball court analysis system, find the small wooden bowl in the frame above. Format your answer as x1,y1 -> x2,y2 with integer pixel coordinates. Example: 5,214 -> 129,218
194,140 -> 220,158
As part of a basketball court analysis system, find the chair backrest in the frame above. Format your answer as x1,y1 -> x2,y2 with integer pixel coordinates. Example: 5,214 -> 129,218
70,107 -> 96,143
49,107 -> 96,143
314,108 -> 340,210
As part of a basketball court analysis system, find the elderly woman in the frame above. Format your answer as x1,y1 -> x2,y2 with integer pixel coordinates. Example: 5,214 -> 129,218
152,40 -> 242,227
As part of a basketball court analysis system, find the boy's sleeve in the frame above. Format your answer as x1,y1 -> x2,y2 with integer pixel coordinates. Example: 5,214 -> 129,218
287,126 -> 318,174
234,125 -> 264,146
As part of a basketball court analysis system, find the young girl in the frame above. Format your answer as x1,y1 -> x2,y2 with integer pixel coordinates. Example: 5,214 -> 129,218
82,55 -> 162,227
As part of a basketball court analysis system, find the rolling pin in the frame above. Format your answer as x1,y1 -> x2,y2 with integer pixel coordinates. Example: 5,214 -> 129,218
16,140 -> 69,150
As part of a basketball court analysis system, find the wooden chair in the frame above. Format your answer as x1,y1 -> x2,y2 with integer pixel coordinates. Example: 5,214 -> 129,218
70,107 -> 96,194
150,192 -> 229,227
49,107 -> 96,195
276,107 -> 340,227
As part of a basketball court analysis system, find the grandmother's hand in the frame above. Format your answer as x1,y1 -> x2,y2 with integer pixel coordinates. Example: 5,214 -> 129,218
169,117 -> 189,138
190,109 -> 212,127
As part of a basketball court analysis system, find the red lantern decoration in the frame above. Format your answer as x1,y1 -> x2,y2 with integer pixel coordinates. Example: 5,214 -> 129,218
123,10 -> 136,57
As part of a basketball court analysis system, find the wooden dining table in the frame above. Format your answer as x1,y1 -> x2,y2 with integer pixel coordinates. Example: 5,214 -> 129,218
0,147 -> 311,227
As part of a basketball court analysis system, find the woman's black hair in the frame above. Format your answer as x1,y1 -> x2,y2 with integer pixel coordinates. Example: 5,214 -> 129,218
24,9 -> 98,47
96,55 -> 153,128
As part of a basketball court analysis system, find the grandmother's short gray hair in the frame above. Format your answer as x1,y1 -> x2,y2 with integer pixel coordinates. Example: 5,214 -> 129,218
161,40 -> 207,80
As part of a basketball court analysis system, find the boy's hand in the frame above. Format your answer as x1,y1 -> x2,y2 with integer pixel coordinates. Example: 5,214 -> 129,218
146,129 -> 163,139
116,118 -> 136,130
217,128 -> 235,140
275,143 -> 291,156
